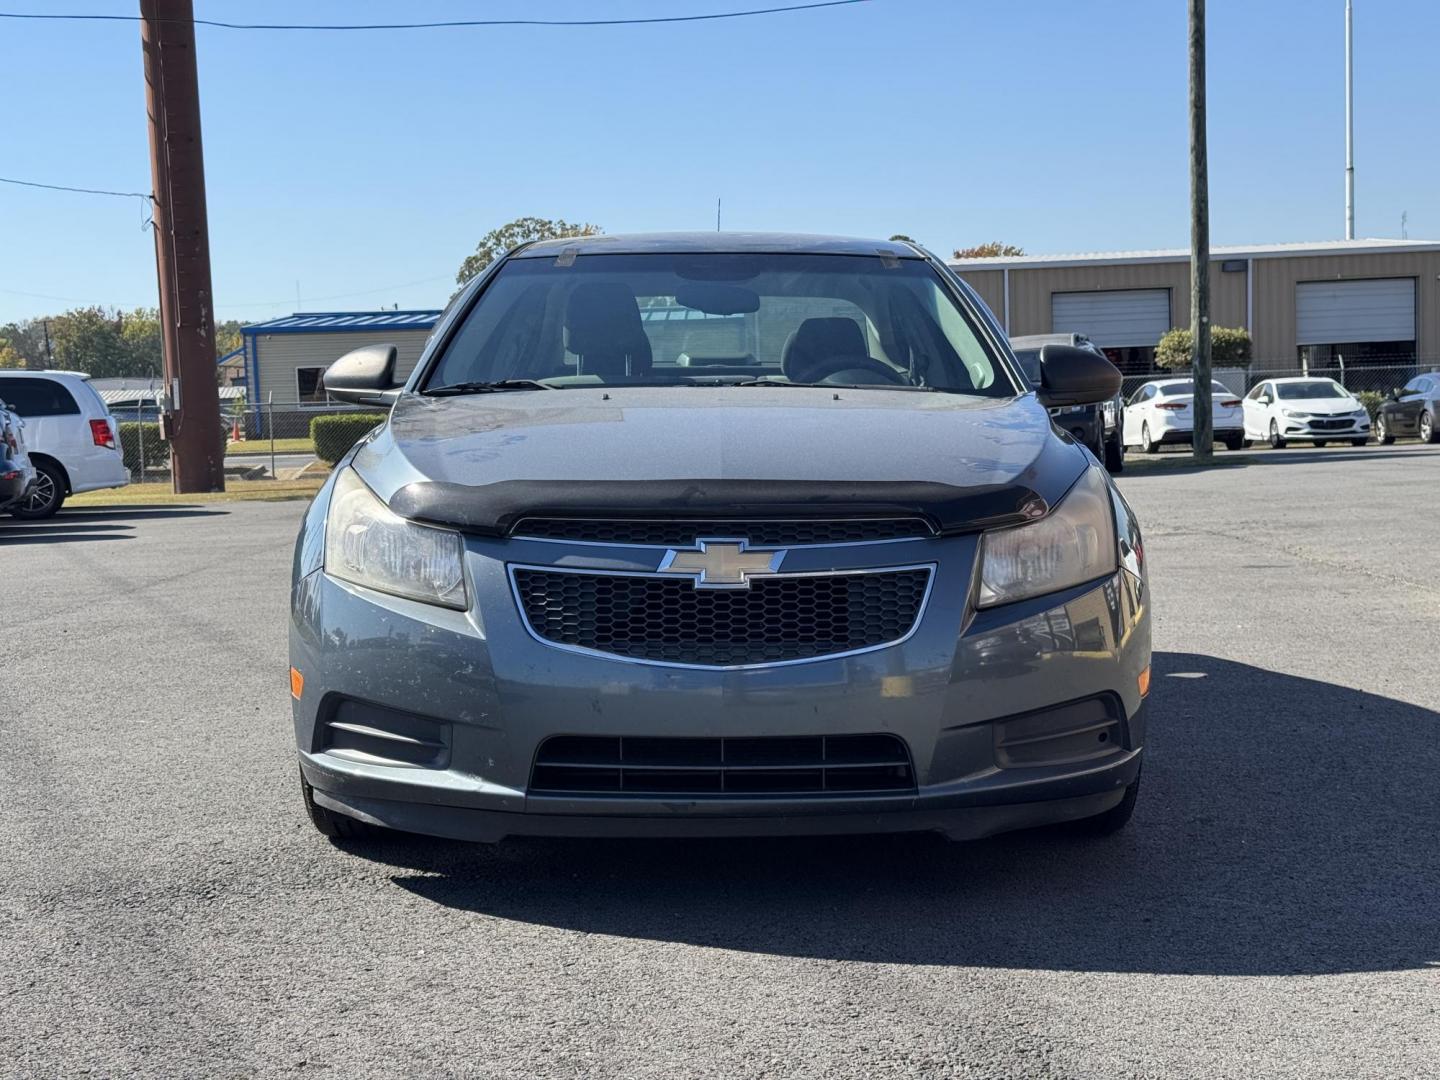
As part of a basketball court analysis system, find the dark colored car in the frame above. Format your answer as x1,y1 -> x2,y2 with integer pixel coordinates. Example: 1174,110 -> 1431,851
290,233 -> 1149,846
1010,334 -> 1125,472
1375,372 -> 1440,444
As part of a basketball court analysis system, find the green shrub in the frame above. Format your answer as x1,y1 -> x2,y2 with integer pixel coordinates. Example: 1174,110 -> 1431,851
1354,390 -> 1386,421
311,413 -> 386,465
1155,326 -> 1254,370
119,421 -> 168,472
117,420 -> 227,474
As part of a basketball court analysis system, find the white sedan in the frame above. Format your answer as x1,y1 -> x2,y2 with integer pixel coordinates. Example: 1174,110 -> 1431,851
1241,377 -> 1371,448
1122,378 -> 1245,453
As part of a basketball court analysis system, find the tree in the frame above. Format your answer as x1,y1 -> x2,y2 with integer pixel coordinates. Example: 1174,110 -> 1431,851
0,343 -> 24,369
952,242 -> 1025,259
1155,326 -> 1251,370
455,216 -> 602,287
888,233 -> 917,245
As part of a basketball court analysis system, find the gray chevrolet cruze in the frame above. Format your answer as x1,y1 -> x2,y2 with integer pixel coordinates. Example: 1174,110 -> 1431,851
291,233 -> 1150,844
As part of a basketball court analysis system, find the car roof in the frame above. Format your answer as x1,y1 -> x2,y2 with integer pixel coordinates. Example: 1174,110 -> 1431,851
512,231 -> 924,259
0,369 -> 91,380
1267,376 -> 1342,384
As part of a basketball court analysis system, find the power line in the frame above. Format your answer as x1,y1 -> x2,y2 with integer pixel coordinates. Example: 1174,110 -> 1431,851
0,174 -> 150,201
0,1 -> 877,32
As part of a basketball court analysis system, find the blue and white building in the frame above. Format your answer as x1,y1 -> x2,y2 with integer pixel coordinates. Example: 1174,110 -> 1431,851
239,310 -> 442,404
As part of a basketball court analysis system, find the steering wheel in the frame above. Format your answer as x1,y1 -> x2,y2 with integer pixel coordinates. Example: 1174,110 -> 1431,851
801,354 -> 910,386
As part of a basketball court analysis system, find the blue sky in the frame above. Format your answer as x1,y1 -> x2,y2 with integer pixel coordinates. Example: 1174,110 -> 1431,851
2,0 -> 1437,324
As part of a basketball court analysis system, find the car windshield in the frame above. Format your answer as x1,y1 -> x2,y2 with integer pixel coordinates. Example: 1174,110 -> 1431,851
1157,380 -> 1230,397
423,253 -> 1016,396
1275,380 -> 1349,400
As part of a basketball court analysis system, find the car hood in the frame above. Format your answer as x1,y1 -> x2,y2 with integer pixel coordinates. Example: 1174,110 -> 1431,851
1274,399 -> 1363,415
355,386 -> 1088,536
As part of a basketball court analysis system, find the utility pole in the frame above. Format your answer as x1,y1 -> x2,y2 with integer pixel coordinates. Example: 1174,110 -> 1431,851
1345,0 -> 1354,239
1189,0 -> 1213,461
140,0 -> 225,492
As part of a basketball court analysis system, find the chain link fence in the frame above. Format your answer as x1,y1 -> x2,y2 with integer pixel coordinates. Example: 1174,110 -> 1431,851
1119,360 -> 1440,404
115,398 -> 367,483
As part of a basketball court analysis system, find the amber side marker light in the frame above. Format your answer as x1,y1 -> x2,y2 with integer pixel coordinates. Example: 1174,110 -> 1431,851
290,667 -> 304,700
1138,665 -> 1151,698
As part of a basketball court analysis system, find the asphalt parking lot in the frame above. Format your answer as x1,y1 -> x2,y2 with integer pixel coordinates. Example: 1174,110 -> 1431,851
2,446 -> 1437,1079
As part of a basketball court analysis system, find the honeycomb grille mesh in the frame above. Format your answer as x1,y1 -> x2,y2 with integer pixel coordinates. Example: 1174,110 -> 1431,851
511,518 -> 932,546
512,567 -> 931,666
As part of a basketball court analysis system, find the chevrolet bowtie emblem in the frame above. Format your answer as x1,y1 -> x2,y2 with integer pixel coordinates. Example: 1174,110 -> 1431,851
657,539 -> 786,589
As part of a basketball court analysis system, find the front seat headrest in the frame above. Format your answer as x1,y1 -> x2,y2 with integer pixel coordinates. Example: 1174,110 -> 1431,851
781,317 -> 868,382
565,283 -> 653,378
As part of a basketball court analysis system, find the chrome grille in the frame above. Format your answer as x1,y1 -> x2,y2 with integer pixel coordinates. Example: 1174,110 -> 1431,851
530,733 -> 915,796
511,566 -> 932,667
510,518 -> 932,546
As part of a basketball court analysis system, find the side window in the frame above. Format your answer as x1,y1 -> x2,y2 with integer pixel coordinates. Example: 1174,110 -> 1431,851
1402,378 -> 1423,395
0,377 -> 80,417
1245,383 -> 1264,400
296,367 -> 329,405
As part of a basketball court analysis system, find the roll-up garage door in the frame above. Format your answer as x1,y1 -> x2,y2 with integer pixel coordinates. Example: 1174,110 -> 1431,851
1051,289 -> 1171,347
1295,278 -> 1415,344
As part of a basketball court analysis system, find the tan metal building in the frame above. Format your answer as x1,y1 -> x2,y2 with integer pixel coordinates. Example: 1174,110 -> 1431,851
240,310 -> 442,404
951,239 -> 1440,376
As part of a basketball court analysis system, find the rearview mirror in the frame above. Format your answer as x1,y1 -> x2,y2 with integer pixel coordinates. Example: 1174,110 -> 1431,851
1033,344 -> 1122,409
323,344 -> 401,406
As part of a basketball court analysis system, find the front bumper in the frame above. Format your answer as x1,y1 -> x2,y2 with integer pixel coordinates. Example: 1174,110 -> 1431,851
290,520 -> 1151,842
1281,418 -> 1369,438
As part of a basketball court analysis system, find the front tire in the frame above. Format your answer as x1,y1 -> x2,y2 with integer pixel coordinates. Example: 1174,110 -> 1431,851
1421,410 -> 1437,444
1222,434 -> 1244,451
1268,420 -> 1287,449
1376,412 -> 1395,445
1312,440 -> 1327,448
1104,434 -> 1125,473
1069,773 -> 1140,836
1351,437 -> 1369,447
301,772 -> 377,840
9,461 -> 65,519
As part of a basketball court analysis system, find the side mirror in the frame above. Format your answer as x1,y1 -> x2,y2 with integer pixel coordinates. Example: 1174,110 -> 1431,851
323,344 -> 401,406
1389,388 -> 1402,400
1033,344 -> 1122,409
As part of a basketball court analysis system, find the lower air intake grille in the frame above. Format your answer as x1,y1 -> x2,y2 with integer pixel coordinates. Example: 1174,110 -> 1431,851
530,734 -> 915,797
511,567 -> 931,666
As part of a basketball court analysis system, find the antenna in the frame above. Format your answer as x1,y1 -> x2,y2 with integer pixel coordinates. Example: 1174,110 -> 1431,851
716,197 -> 721,232
1401,210 -> 1408,239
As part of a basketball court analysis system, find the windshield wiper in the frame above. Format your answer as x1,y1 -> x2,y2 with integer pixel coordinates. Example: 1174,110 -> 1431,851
424,379 -> 553,396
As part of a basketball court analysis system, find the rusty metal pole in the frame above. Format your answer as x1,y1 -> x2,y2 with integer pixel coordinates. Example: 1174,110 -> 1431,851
140,0 -> 225,492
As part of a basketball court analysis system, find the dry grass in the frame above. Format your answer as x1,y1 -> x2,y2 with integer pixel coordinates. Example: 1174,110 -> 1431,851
69,477 -> 326,506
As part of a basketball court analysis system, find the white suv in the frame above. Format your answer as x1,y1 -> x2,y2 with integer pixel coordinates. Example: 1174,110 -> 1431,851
0,370 -> 129,518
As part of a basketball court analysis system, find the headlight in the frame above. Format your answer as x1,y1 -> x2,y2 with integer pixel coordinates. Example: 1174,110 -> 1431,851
1351,408 -> 1369,418
324,467 -> 467,609
1281,409 -> 1309,419
977,466 -> 1118,608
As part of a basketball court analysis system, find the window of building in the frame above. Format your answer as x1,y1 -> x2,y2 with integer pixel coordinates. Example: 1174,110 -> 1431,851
296,367 -> 329,405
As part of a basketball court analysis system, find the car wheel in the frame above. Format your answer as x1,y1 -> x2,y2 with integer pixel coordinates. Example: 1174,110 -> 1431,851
1241,439 -> 1253,449
1351,437 -> 1369,447
1312,440 -> 1327,448
1376,412 -> 1395,445
1104,434 -> 1125,473
1141,422 -> 1160,454
301,772 -> 377,840
9,461 -> 65,520
1268,420 -> 1287,449
1421,411 -> 1438,444
1222,434 -> 1244,451
1068,772 -> 1140,837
